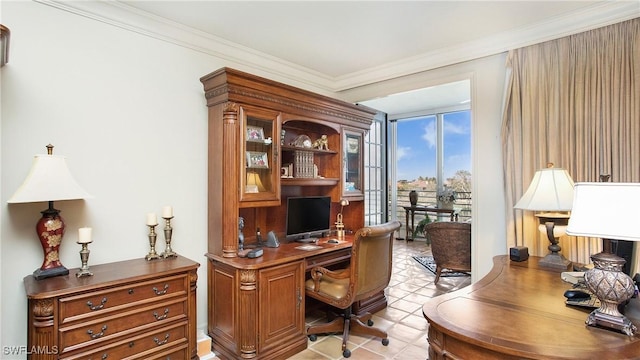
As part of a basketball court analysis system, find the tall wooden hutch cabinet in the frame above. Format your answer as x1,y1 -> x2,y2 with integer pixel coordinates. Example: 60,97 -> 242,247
200,68 -> 376,359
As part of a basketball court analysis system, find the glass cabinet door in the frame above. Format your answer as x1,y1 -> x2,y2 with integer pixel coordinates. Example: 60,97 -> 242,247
343,129 -> 364,200
240,106 -> 281,206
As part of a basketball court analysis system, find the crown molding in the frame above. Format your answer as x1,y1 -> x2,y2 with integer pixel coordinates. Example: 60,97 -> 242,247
35,0 -> 338,94
334,2 -> 639,91
37,0 -> 639,93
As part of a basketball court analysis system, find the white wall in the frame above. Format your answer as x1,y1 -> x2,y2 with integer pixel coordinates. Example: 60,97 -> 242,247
0,2 -> 205,355
340,54 -> 509,281
1,2 -> 508,356
0,2 -> 329,356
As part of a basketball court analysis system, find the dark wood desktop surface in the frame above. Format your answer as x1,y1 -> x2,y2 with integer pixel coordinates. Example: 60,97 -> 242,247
205,235 -> 353,270
423,255 -> 640,359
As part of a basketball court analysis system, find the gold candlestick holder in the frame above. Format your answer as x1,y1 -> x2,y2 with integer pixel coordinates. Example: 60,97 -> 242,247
162,216 -> 177,258
145,224 -> 161,260
76,241 -> 93,277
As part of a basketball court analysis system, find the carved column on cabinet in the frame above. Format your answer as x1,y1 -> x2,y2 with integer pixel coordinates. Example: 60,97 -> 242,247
222,102 -> 239,258
239,269 -> 258,359
188,269 -> 199,360
30,298 -> 55,360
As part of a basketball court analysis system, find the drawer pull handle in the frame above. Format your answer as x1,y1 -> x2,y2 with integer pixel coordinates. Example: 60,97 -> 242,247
154,333 -> 170,346
153,284 -> 169,295
86,297 -> 107,311
128,341 -> 135,348
128,289 -> 134,294
88,354 -> 108,360
153,308 -> 169,320
87,354 -> 108,360
87,325 -> 107,339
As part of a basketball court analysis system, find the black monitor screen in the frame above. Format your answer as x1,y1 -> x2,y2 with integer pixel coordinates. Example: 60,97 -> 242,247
285,196 -> 331,241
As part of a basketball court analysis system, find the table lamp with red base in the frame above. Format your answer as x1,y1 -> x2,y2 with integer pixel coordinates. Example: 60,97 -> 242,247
8,144 -> 92,280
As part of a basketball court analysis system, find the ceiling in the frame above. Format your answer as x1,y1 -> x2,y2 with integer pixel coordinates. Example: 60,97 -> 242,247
359,79 -> 471,118
48,1 -> 639,114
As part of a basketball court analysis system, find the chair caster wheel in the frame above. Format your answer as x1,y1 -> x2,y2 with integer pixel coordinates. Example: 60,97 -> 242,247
343,349 -> 351,358
382,338 -> 389,346
309,334 -> 317,341
367,319 -> 374,326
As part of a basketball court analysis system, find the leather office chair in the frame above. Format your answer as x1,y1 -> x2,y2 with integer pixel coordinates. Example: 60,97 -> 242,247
305,221 -> 401,358
425,221 -> 471,284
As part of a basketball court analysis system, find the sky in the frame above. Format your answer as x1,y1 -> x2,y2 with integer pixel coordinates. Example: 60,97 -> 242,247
395,110 -> 471,181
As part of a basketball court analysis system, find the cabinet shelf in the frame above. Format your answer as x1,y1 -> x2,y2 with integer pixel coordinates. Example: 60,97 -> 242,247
281,177 -> 339,186
281,145 -> 337,155
247,139 -> 273,145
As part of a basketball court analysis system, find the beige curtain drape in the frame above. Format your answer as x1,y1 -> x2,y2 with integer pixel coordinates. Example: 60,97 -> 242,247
502,18 -> 640,269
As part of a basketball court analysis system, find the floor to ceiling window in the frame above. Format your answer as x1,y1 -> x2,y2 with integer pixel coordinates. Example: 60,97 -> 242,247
359,80 -> 472,234
390,109 -> 472,237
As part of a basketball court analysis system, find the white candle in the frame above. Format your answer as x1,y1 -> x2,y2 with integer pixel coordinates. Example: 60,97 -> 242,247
78,227 -> 92,244
146,213 -> 158,226
162,206 -> 173,218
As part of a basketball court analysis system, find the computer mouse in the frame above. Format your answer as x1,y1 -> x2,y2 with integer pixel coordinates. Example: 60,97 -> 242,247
564,289 -> 591,299
327,239 -> 339,244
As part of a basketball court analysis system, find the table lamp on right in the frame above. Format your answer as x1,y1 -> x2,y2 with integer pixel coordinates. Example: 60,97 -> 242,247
514,163 -> 575,270
566,182 -> 640,336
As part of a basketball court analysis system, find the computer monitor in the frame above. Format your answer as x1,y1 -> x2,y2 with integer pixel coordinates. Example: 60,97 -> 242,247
285,196 -> 331,242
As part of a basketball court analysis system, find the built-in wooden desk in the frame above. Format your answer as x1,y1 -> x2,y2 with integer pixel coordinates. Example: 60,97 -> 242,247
423,255 -> 640,359
206,236 -> 387,359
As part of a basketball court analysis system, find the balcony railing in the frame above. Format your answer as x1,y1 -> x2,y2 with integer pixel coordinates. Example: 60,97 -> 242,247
395,189 -> 472,240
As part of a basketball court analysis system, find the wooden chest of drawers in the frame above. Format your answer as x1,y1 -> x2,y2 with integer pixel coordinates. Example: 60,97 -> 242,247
24,256 -> 199,360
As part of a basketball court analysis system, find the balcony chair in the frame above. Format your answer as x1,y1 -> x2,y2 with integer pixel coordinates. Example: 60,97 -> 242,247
305,221 -> 402,358
425,221 -> 471,284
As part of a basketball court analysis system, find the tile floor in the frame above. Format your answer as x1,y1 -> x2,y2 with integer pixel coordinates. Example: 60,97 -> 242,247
289,239 -> 471,360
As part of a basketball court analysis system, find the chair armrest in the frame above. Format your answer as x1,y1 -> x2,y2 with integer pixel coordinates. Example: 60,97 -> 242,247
309,266 -> 350,292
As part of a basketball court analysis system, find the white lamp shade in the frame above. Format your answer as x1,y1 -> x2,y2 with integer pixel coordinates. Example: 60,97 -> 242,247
514,166 -> 575,211
8,154 -> 92,203
566,182 -> 640,242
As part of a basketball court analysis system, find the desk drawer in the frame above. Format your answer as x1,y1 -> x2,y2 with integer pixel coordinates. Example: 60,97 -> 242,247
306,248 -> 351,271
60,320 -> 188,360
59,275 -> 188,324
306,248 -> 351,270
